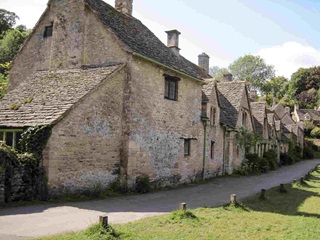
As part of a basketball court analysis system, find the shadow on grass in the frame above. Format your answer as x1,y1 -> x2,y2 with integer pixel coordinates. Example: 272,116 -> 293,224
242,170 -> 320,219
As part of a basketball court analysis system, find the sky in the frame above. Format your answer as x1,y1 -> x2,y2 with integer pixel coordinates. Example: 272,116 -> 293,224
1,0 -> 320,78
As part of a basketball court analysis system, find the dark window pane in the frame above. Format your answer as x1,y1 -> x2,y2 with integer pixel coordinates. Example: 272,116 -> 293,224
169,81 -> 176,100
16,132 -> 23,151
6,132 -> 13,147
165,79 -> 169,98
184,139 -> 190,156
0,132 -> 3,142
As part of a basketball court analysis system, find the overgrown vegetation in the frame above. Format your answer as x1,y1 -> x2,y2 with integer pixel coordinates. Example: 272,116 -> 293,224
36,166 -> 320,240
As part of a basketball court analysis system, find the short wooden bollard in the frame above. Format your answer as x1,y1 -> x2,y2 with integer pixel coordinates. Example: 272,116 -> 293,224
300,177 -> 304,184
293,179 -> 297,183
259,189 -> 266,199
230,194 -> 237,204
179,202 -> 187,211
99,215 -> 108,227
279,184 -> 287,193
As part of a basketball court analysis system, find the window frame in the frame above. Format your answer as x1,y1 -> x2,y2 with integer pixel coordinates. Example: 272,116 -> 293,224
184,139 -> 191,156
210,107 -> 216,126
43,24 -> 53,38
164,75 -> 179,101
0,129 -> 24,150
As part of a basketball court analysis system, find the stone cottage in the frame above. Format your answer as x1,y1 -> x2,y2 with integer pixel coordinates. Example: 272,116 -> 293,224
216,77 -> 255,174
0,0 -> 213,191
293,104 -> 320,127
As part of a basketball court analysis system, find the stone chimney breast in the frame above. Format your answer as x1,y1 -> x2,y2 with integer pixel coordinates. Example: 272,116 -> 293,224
198,53 -> 210,75
223,73 -> 233,82
115,0 -> 133,16
166,30 -> 181,56
249,90 -> 258,102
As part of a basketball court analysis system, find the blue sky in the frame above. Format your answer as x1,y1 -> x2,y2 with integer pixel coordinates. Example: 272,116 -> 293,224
1,0 -> 320,78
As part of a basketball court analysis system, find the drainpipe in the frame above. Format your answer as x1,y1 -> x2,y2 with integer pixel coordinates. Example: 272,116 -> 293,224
201,117 -> 209,180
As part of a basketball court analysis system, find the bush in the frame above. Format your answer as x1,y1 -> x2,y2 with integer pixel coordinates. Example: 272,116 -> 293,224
304,121 -> 316,137
263,149 -> 278,170
135,175 -> 151,193
311,127 -> 320,138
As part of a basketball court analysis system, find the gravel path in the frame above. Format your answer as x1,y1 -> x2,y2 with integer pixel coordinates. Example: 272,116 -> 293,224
0,159 -> 319,239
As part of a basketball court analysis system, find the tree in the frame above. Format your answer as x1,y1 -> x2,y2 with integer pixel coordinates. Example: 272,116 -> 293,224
261,76 -> 289,106
0,9 -> 19,38
209,66 -> 230,81
288,66 -> 320,109
229,55 -> 275,90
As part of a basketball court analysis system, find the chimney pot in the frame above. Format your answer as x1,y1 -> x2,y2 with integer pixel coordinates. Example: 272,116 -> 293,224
166,30 -> 181,56
115,0 -> 133,16
223,73 -> 233,82
198,53 -> 210,75
285,107 -> 291,114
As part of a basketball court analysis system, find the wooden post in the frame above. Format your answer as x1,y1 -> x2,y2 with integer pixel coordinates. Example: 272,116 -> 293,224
300,177 -> 304,185
259,189 -> 266,199
279,184 -> 287,193
230,194 -> 237,204
293,179 -> 297,183
179,202 -> 187,211
99,215 -> 108,228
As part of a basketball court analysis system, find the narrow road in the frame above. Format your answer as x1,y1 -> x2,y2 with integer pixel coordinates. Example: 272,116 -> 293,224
0,160 -> 319,240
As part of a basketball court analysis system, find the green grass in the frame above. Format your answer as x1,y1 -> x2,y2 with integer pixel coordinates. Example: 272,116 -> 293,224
35,166 -> 320,240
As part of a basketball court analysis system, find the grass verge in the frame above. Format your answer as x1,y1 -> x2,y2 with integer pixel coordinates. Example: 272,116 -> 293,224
35,165 -> 320,240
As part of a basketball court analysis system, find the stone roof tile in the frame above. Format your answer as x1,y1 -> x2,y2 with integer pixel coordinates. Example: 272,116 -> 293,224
85,0 -> 209,80
0,65 -> 122,127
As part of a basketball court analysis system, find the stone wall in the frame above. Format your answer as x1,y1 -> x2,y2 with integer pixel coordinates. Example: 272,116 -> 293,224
43,67 -> 125,191
126,58 -> 205,186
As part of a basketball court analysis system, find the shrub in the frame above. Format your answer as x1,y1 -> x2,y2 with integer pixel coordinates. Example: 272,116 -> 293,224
263,149 -> 278,170
304,121 -> 316,137
85,223 -> 121,239
311,127 -> 320,138
303,145 -> 314,159
135,175 -> 151,193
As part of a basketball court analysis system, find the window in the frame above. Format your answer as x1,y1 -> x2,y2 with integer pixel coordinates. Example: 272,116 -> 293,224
44,24 -> 53,38
164,75 -> 179,100
210,107 -> 216,126
242,111 -> 247,127
210,141 -> 215,159
184,139 -> 190,156
0,129 -> 23,150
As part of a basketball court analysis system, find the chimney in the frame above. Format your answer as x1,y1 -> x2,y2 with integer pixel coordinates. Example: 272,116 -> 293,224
294,104 -> 299,112
272,97 -> 276,107
166,30 -> 181,56
115,0 -> 133,16
198,53 -> 210,75
223,73 -> 233,81
249,90 -> 257,102
285,107 -> 290,115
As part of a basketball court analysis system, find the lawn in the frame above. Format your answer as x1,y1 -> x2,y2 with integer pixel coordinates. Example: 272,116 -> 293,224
36,166 -> 320,240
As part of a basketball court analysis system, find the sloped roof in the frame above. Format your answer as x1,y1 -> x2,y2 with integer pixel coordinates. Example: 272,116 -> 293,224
297,109 -> 320,121
0,64 -> 122,127
250,102 -> 266,135
217,81 -> 246,127
84,0 -> 209,80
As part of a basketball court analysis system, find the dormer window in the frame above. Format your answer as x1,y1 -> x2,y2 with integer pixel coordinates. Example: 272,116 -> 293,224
164,75 -> 179,101
44,24 -> 53,38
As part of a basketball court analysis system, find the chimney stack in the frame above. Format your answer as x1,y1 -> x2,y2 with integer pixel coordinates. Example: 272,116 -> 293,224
294,104 -> 299,112
223,73 -> 233,82
115,0 -> 133,16
166,30 -> 181,56
198,53 -> 210,75
285,107 -> 291,115
249,90 -> 258,102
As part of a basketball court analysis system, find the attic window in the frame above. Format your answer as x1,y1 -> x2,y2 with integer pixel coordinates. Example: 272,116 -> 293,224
164,75 -> 179,101
44,24 -> 53,38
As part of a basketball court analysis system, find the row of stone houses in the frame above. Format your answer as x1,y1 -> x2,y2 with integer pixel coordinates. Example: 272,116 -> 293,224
0,0 -> 304,192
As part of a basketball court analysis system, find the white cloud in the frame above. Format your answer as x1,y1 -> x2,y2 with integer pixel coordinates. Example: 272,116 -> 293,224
258,41 -> 320,78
